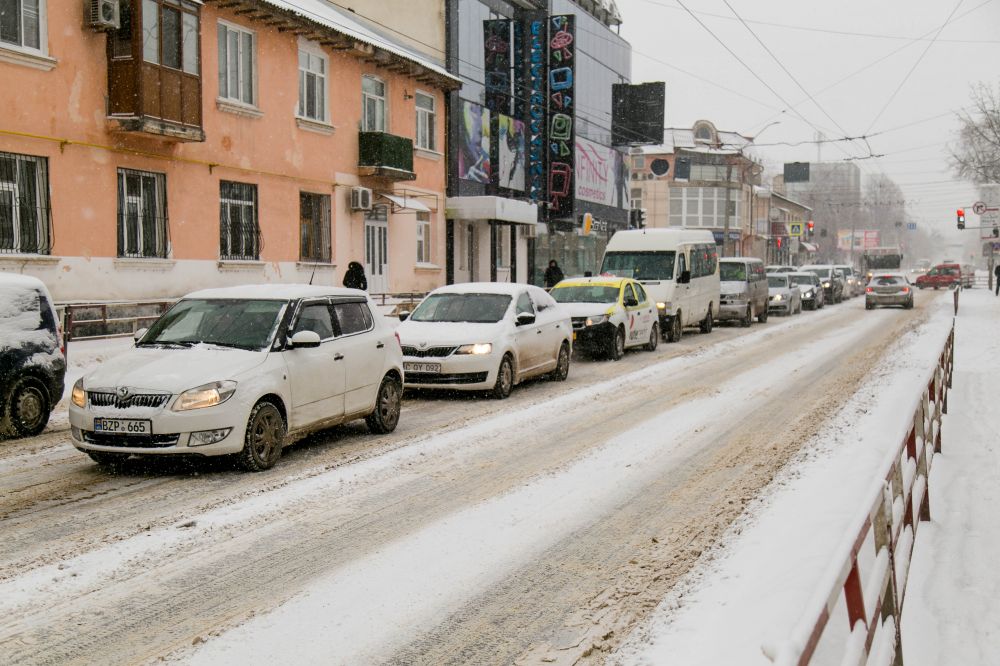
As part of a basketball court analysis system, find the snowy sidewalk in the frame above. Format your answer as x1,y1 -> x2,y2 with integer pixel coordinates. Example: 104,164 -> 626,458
611,293 -> 959,665
901,289 -> 1000,664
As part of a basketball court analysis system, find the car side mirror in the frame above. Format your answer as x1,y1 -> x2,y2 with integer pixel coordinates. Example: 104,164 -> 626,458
290,330 -> 322,348
133,328 -> 147,343
398,311 -> 410,322
516,312 -> 536,326
624,296 -> 638,307
679,270 -> 691,284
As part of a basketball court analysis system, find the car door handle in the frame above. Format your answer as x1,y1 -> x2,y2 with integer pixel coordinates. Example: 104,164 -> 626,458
334,353 -> 344,361
376,342 -> 385,349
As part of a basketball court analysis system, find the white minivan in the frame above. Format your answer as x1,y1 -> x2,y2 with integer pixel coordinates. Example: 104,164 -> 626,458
599,229 -> 720,343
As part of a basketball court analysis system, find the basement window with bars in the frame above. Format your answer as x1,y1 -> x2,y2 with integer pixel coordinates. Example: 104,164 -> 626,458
117,168 -> 169,258
299,192 -> 331,263
220,181 -> 260,260
0,151 -> 51,254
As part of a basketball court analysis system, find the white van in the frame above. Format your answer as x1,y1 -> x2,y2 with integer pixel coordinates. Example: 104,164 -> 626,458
599,229 -> 720,343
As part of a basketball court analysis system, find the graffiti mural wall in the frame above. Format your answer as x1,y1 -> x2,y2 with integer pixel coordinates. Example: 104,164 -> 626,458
459,101 -> 492,184
496,115 -> 526,192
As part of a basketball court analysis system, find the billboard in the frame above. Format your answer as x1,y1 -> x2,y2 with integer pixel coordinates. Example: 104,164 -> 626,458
837,229 -> 880,250
547,15 -> 575,219
459,101 -> 491,184
784,162 -> 810,183
483,19 -> 512,116
612,82 -> 665,146
524,13 -> 547,207
496,114 -> 526,192
575,137 -> 625,207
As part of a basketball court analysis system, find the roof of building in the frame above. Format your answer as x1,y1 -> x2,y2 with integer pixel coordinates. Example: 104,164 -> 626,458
257,0 -> 460,88
637,126 -> 754,156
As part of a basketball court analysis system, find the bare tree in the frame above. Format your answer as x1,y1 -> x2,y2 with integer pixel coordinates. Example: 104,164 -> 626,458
951,83 -> 1000,184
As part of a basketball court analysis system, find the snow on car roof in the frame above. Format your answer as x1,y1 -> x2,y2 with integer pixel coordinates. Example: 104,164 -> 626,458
183,284 -> 367,300
0,272 -> 49,291
553,277 -> 627,288
427,282 -> 532,296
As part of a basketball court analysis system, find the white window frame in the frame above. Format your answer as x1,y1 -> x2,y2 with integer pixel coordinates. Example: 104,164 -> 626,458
362,74 -> 387,132
217,20 -> 257,108
0,151 -> 49,254
416,211 -> 431,264
297,41 -> 328,123
0,0 -> 47,55
219,181 -> 259,261
414,90 -> 436,151
117,168 -> 169,258
669,187 -> 740,228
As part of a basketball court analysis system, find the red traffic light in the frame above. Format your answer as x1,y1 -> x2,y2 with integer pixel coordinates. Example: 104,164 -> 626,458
957,208 -> 966,229
776,238 -> 782,249
807,220 -> 815,230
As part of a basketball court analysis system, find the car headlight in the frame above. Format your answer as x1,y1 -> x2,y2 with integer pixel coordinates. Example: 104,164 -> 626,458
771,294 -> 783,302
172,381 -> 238,411
804,288 -> 814,297
585,314 -> 609,327
455,343 -> 493,355
71,378 -> 86,408
656,302 -> 671,312
822,281 -> 831,288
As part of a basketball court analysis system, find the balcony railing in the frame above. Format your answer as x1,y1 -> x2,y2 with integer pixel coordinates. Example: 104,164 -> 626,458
358,132 -> 416,180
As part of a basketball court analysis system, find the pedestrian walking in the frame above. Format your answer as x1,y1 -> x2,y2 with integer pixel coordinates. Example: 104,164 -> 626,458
543,259 -> 564,289
994,263 -> 1000,296
343,261 -> 368,291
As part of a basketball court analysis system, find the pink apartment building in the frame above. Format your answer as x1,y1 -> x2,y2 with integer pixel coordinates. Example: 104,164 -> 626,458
0,0 -> 459,301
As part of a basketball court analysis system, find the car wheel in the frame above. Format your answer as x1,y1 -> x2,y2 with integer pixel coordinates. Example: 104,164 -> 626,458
757,306 -> 768,323
492,354 -> 514,399
2,376 -> 50,438
905,298 -> 914,310
238,401 -> 285,472
740,306 -> 752,328
865,301 -> 875,310
610,327 -> 626,360
366,374 -> 402,434
644,324 -> 659,351
699,308 -> 713,334
666,313 -> 683,343
549,342 -> 571,380
87,451 -> 130,469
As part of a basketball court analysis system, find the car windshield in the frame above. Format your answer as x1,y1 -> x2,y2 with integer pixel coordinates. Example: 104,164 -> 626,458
720,263 -> 748,281
788,274 -> 814,286
140,298 -> 285,350
550,285 -> 620,304
806,268 -> 831,279
410,293 -> 512,323
768,276 -> 788,288
601,251 -> 676,280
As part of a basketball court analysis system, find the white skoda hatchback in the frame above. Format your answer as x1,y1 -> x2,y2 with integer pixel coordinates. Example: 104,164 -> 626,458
396,283 -> 572,399
69,285 -> 403,471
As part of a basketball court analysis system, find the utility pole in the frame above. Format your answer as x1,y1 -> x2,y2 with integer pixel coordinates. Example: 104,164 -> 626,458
723,162 -> 732,257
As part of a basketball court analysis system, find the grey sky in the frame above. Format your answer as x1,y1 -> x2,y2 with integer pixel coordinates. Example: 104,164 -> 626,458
618,0 -> 1000,254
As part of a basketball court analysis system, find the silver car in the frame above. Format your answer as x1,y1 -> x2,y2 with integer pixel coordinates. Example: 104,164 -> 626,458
865,274 -> 914,310
767,274 -> 802,315
787,271 -> 825,310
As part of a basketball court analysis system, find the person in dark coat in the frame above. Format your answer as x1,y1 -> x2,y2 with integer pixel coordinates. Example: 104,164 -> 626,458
543,260 -> 564,288
994,263 -> 1000,295
343,261 -> 368,291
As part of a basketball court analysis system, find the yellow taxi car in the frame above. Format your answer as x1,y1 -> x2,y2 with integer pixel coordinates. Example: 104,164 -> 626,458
549,276 -> 658,360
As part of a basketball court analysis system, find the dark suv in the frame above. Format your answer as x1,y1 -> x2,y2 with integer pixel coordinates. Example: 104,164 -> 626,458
1,273 -> 66,438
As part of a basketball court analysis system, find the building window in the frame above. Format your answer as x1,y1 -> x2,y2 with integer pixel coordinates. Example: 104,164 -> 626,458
141,0 -> 198,74
630,187 -> 642,210
362,75 -> 386,132
496,225 -> 510,268
416,211 -> 431,263
415,91 -> 435,150
632,155 -> 645,169
669,187 -> 740,228
218,22 -> 256,106
0,151 -> 50,254
298,47 -> 327,122
117,168 -> 168,258
220,181 -> 259,260
299,192 -> 331,262
0,0 -> 43,51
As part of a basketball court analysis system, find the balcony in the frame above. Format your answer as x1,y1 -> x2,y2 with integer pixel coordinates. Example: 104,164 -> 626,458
358,132 -> 416,181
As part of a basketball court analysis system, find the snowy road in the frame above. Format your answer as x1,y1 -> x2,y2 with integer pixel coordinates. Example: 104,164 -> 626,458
0,294 -> 936,665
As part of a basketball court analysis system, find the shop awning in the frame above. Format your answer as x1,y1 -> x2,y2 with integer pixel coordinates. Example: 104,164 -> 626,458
445,196 -> 539,225
380,193 -> 431,213
800,241 -> 818,252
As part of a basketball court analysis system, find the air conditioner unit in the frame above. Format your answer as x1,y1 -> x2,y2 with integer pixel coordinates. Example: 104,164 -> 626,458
350,186 -> 373,211
521,224 -> 538,239
645,173 -> 654,180
85,0 -> 120,31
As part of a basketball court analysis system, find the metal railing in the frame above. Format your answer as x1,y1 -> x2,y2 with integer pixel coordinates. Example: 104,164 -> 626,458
60,301 -> 175,341
765,324 -> 954,666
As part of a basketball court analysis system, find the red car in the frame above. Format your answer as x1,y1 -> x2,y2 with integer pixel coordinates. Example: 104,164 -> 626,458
915,263 -> 961,290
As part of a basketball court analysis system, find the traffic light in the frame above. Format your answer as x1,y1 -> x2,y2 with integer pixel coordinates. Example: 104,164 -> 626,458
629,208 -> 646,229
807,220 -> 815,237
957,208 -> 966,230
776,237 -> 782,249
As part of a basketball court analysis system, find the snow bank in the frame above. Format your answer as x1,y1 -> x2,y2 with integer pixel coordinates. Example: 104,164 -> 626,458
611,294 -> 956,665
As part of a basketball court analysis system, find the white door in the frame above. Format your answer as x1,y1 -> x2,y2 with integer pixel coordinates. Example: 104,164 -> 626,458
332,300 -> 384,416
365,208 -> 389,293
283,301 -> 345,429
676,251 -> 692,326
